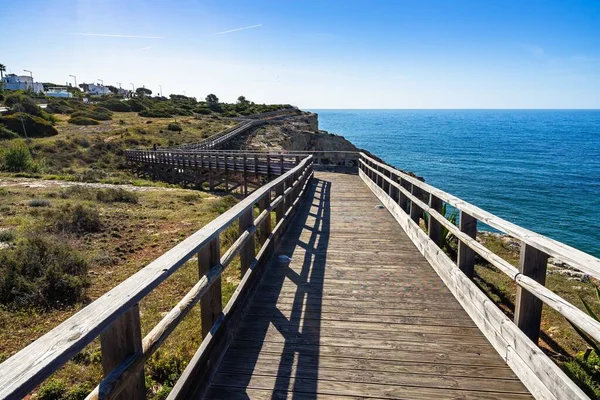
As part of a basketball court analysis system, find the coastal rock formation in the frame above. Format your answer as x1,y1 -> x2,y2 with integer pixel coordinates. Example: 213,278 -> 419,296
230,112 -> 358,153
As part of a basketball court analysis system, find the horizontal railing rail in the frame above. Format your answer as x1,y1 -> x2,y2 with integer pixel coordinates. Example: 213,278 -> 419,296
359,152 -> 595,400
0,155 -> 314,400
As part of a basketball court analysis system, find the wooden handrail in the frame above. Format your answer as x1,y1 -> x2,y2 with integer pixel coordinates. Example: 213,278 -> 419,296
360,153 -> 600,280
359,152 -> 592,400
360,158 -> 600,343
0,155 -> 314,400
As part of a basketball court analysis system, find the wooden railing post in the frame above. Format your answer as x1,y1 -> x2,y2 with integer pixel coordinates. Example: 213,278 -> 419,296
198,237 -> 221,338
428,194 -> 443,246
399,178 -> 409,212
243,154 -> 248,197
390,174 -> 399,202
275,181 -> 285,224
409,184 -> 422,224
515,244 -> 549,343
258,194 -> 272,245
457,211 -> 477,278
239,208 -> 254,277
100,305 -> 145,400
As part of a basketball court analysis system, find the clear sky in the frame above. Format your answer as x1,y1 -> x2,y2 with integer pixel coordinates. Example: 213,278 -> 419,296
1,0 -> 599,108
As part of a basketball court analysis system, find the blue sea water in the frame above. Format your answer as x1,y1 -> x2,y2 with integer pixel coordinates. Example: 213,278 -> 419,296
310,109 -> 600,257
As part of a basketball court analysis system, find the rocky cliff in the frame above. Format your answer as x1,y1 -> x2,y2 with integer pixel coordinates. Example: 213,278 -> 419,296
229,112 -> 358,153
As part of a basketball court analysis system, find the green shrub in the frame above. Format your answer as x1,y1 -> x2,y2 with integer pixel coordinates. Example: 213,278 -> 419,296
1,141 -> 31,171
0,230 -> 15,243
37,379 -> 67,400
28,199 -> 51,207
4,93 -> 45,118
0,232 -> 89,309
0,125 -> 18,140
0,113 -> 58,137
46,99 -> 74,114
68,117 -> 100,125
96,188 -> 138,204
47,204 -> 102,234
167,122 -> 182,131
125,98 -> 146,112
71,107 -> 112,121
210,195 -> 238,214
66,382 -> 95,400
139,108 -> 172,118
100,99 -> 132,112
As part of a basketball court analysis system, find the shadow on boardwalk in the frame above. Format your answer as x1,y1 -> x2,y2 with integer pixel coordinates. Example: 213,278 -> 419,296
207,178 -> 331,398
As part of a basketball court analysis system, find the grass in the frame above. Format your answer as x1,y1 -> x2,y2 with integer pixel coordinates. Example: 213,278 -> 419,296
0,183 -> 242,398
0,112 -> 235,185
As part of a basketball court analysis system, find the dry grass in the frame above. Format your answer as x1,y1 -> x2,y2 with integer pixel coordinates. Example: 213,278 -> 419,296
0,183 -> 242,398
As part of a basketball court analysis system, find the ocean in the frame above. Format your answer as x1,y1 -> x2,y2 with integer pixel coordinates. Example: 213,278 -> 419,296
310,109 -> 600,257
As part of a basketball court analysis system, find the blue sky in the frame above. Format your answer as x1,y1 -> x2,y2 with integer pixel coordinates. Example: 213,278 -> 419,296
1,0 -> 599,108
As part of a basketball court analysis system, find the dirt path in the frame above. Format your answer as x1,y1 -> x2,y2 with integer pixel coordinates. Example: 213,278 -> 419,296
0,177 -> 181,192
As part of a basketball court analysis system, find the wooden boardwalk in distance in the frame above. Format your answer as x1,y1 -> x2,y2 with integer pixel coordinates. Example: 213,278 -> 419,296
205,172 -> 532,399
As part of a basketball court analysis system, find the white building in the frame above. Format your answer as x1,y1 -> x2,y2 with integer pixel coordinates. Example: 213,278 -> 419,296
87,83 -> 111,96
1,74 -> 44,93
45,87 -> 73,98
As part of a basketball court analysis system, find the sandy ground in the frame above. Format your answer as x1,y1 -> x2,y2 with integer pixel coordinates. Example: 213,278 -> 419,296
0,177 -> 179,192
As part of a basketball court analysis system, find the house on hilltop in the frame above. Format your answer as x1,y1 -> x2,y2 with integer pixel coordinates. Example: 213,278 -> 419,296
87,83 -> 111,96
1,74 -> 44,93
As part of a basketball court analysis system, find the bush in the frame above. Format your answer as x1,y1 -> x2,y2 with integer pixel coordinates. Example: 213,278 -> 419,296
125,98 -> 146,112
37,379 -> 67,400
0,125 -> 18,140
0,113 -> 58,137
139,108 -> 172,118
100,99 -> 132,112
1,141 -> 31,172
28,199 -> 51,207
0,233 -> 89,309
47,204 -> 102,234
0,230 -> 15,243
46,99 -> 74,114
71,107 -> 112,121
167,122 -> 182,131
68,116 -> 99,125
4,93 -> 45,118
96,188 -> 138,204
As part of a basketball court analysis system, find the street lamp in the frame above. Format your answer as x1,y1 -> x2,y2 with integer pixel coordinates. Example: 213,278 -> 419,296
158,85 -> 162,97
69,74 -> 77,88
183,90 -> 186,96
97,79 -> 103,86
130,83 -> 135,91
116,82 -> 122,89
23,69 -> 33,92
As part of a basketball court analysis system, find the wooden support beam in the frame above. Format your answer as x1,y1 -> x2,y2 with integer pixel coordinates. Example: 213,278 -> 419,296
99,305 -> 145,400
198,238 -> 221,338
399,178 -> 409,212
515,243 -> 549,343
409,184 -> 422,224
239,209 -> 254,277
258,194 -> 272,245
428,194 -> 443,246
243,155 -> 248,197
457,211 -> 477,278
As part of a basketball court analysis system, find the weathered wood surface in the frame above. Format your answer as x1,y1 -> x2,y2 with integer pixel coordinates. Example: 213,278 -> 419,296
205,172 -> 532,399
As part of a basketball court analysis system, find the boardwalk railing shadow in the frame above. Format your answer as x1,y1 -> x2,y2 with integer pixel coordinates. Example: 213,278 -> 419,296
223,178 -> 331,398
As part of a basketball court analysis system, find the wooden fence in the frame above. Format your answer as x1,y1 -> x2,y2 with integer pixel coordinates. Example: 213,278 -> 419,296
359,152 -> 599,400
0,156 -> 314,400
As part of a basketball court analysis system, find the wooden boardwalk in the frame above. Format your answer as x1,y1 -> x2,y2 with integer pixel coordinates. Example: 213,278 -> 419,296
205,172 -> 532,399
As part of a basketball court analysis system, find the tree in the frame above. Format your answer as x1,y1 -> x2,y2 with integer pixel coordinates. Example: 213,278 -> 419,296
237,95 -> 247,104
206,93 -> 220,111
106,85 -> 118,94
136,87 -> 152,97
0,63 -> 5,81
78,83 -> 89,92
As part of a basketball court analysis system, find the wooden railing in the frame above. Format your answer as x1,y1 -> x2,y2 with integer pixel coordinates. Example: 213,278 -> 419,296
0,156 -> 314,400
166,120 -> 264,151
359,152 -> 599,400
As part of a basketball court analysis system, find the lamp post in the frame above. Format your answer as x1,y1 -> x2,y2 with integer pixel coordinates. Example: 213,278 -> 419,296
69,74 -> 77,88
158,85 -> 162,97
130,83 -> 135,98
23,69 -> 33,92
183,90 -> 186,96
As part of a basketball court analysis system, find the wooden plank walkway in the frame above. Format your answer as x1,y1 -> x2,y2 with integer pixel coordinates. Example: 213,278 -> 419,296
205,172 -> 533,399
